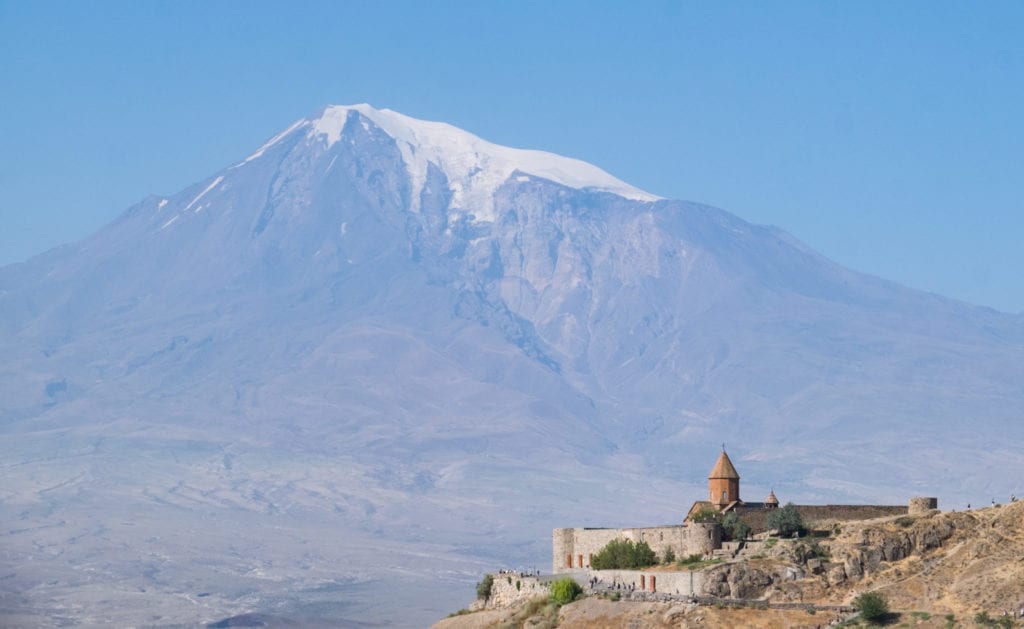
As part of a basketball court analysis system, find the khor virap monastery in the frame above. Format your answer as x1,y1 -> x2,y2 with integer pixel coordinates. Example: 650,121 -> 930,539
553,449 -> 938,573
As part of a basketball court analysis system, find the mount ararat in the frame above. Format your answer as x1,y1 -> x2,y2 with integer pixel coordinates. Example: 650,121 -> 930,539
2,104 -> 1021,627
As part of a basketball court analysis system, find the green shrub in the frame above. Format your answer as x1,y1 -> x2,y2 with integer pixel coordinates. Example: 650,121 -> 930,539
764,537 -> 778,549
690,507 -> 721,523
767,503 -> 806,537
943,612 -> 955,629
590,538 -> 657,570
549,577 -> 582,605
662,547 -> 676,564
895,516 -> 914,528
476,573 -> 494,600
853,591 -> 889,624
515,580 -> 521,591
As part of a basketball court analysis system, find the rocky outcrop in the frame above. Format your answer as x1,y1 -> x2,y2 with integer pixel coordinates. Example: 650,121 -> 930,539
700,511 -> 962,599
701,562 -> 802,599
824,513 -> 957,587
470,573 -> 549,611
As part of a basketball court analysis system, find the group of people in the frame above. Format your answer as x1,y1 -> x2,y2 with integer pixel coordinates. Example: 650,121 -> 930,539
962,494 -> 1017,510
586,576 -> 637,592
497,568 -> 538,578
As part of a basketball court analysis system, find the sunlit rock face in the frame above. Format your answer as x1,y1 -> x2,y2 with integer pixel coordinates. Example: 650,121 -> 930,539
1,105 -> 1022,628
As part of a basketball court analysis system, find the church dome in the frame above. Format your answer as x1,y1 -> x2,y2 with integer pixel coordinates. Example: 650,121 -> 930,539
708,450 -> 740,479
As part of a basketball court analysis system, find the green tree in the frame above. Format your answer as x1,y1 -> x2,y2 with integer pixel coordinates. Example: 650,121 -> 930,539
590,538 -> 657,570
549,577 -> 582,605
689,507 -> 721,523
476,573 -> 494,600
662,547 -> 676,564
853,591 -> 889,624
722,512 -> 751,541
766,503 -> 805,537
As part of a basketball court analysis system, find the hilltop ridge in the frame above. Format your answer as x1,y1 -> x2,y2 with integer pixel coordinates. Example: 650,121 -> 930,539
434,501 -> 1024,628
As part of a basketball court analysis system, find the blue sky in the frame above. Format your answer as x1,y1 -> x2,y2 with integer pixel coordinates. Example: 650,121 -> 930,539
1,1 -> 1021,311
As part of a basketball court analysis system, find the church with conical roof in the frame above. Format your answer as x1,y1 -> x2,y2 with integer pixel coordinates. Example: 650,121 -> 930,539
686,448 -> 780,518
708,448 -> 741,508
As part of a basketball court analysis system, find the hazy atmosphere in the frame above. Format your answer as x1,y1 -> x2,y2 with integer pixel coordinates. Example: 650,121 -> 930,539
2,3 -> 1023,628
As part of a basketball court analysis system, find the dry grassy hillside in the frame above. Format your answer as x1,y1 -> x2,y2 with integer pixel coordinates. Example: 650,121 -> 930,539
830,500 -> 1024,616
433,502 -> 1024,628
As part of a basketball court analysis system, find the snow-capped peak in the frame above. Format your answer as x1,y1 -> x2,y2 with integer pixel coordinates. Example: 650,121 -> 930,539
309,104 -> 660,220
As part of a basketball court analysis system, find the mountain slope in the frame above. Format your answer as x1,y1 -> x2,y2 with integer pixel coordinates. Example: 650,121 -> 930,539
1,104 -> 1022,627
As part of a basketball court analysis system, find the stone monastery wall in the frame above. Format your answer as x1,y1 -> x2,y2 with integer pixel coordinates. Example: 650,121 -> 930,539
588,568 -> 706,597
736,504 -> 911,534
552,523 -> 719,574
799,504 -> 909,524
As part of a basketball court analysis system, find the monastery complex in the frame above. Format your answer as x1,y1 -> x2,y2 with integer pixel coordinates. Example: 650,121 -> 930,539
553,449 -> 937,574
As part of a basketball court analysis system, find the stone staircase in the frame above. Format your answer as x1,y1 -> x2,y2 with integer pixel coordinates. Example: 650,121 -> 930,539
713,541 -> 742,560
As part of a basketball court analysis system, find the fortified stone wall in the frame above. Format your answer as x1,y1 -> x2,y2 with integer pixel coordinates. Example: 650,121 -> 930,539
584,568 -> 706,597
685,522 -> 721,557
735,504 -> 910,533
552,528 -> 576,574
799,505 -> 909,525
552,524 -> 717,573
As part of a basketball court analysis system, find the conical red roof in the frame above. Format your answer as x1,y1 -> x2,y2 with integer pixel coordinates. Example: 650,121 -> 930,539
708,450 -> 740,479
